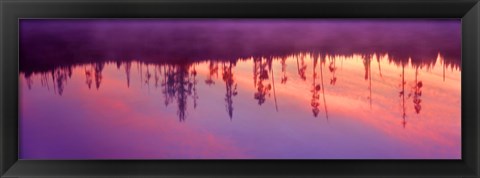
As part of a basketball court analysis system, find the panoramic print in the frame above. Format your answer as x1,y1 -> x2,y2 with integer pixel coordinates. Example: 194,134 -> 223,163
19,19 -> 461,159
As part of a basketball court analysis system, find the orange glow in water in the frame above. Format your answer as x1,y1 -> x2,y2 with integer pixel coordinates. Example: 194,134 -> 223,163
19,19 -> 461,159
20,52 -> 460,159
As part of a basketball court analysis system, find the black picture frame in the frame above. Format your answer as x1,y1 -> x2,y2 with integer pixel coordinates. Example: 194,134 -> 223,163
1,0 -> 479,177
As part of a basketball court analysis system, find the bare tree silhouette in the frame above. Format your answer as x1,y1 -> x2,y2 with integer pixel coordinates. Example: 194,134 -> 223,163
363,56 -> 372,109
311,57 -> 321,117
329,57 -> 337,85
296,55 -> 307,81
85,66 -> 93,89
52,67 -> 70,95
94,63 -> 104,90
25,75 -> 33,90
319,56 -> 329,120
145,65 -> 152,92
376,54 -> 383,78
50,71 -> 56,94
154,65 -> 160,88
161,65 -> 173,106
399,61 -> 407,128
176,65 -> 189,122
412,67 -> 422,114
67,66 -> 73,79
205,61 -> 219,85
124,62 -> 132,88
159,64 -> 196,121
222,62 -> 238,119
253,58 -> 272,105
40,73 -> 50,90
269,58 -> 279,112
281,58 -> 288,84
191,65 -> 199,109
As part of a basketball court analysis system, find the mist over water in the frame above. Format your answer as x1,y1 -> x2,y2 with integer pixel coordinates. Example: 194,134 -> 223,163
19,20 -> 461,159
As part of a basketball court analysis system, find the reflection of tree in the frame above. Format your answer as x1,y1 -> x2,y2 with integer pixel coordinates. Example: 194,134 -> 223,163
145,65 -> 152,91
162,65 -> 174,106
191,66 -> 199,109
24,66 -> 72,95
296,55 -> 307,81
412,67 -> 422,114
311,58 -> 321,117
376,54 -> 383,78
329,58 -> 337,85
319,56 -> 329,119
52,67 -> 72,95
270,58 -> 279,111
40,73 -> 50,90
154,66 -> 160,88
222,62 -> 238,119
124,62 -> 132,88
399,61 -> 407,128
253,58 -> 272,105
116,61 -> 122,70
160,64 -> 196,121
175,65 -> 189,122
25,75 -> 33,90
94,63 -> 104,90
281,58 -> 288,84
85,66 -> 93,89
205,61 -> 218,85
363,56 -> 372,108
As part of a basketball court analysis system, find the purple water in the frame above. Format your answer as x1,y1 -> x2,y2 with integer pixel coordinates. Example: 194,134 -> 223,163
19,19 -> 461,159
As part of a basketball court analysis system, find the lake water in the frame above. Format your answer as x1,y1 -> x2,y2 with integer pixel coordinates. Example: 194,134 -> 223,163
19,20 -> 461,159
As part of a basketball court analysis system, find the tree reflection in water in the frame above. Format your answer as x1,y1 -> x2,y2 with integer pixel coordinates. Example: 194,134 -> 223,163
84,66 -> 93,89
280,58 -> 288,84
399,60 -> 407,128
159,64 -> 196,121
21,52 -> 459,126
329,57 -> 337,86
222,62 -> 238,119
319,56 -> 329,120
412,67 -> 423,114
296,54 -> 308,81
206,62 -> 219,86
253,58 -> 272,106
310,57 -> 321,117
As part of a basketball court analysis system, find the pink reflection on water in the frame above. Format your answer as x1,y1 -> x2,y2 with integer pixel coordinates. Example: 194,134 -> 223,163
20,52 -> 460,159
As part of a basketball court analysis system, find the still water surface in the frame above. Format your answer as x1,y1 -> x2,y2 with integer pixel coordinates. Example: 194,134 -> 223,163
19,20 -> 461,159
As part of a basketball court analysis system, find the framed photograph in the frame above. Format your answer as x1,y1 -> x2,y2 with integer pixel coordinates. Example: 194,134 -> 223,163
1,0 -> 479,177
